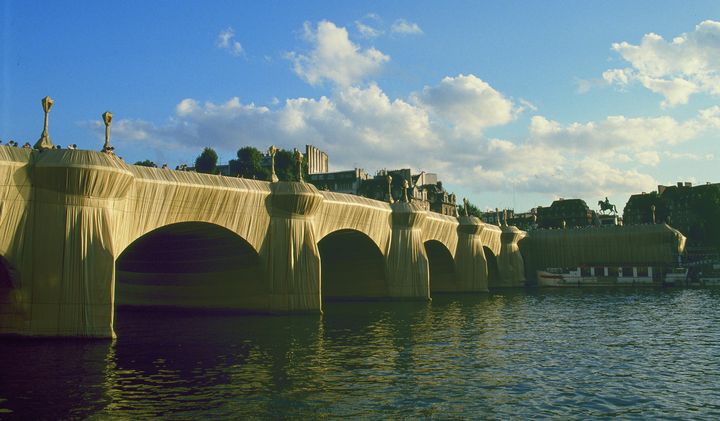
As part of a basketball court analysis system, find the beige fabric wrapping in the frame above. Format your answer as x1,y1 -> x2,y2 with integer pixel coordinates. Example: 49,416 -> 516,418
421,213 -> 459,256
265,182 -> 323,311
454,216 -> 490,291
121,166 -> 271,254
495,227 -> 527,287
520,224 -> 687,278
0,148 -> 534,337
385,202 -> 430,298
27,150 -> 132,337
314,191 -> 392,254
0,147 -> 33,332
478,224 -> 502,256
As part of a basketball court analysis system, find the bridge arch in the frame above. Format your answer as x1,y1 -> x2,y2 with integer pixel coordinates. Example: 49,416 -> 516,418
483,246 -> 501,286
317,229 -> 387,301
115,221 -> 268,314
424,240 -> 456,293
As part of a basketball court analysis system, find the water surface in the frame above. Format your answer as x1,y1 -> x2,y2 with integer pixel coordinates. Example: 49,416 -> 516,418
1,288 -> 719,419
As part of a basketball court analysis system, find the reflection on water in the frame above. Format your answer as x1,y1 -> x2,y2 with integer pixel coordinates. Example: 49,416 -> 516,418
2,289 -> 720,419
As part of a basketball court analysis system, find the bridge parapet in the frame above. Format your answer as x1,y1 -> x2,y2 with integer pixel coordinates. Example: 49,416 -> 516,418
33,150 -> 134,200
269,181 -> 324,218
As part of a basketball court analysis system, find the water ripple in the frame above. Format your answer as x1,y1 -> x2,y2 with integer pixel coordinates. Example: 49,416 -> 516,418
1,288 -> 720,419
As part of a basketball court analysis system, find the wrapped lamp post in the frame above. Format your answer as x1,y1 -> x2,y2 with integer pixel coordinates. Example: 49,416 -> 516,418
34,96 -> 55,150
101,111 -> 114,154
268,145 -> 279,182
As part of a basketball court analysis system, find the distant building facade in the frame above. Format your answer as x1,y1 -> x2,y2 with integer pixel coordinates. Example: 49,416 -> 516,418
537,198 -> 596,228
308,168 -> 369,194
624,182 -> 720,257
509,209 -> 538,230
480,209 -> 515,225
623,191 -> 666,225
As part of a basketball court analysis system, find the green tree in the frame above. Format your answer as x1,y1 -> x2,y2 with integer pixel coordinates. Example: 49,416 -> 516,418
194,147 -> 218,174
134,160 -> 157,168
274,149 -> 308,182
229,146 -> 268,179
457,200 -> 482,218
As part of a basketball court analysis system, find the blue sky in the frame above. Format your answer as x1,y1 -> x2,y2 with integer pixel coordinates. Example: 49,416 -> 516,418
2,1 -> 719,212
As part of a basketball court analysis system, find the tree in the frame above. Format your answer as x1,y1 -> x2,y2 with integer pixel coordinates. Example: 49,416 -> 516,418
195,147 -> 218,174
273,148 -> 308,182
229,146 -> 268,179
134,160 -> 157,168
457,200 -> 482,218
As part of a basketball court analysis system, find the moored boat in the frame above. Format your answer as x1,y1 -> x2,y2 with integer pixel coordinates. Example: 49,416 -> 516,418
537,265 -> 686,287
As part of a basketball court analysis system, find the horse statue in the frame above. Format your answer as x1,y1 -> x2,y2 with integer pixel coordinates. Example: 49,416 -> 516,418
598,197 -> 617,214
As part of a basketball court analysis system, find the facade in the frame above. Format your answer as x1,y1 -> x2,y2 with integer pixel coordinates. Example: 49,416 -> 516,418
536,198 -> 596,229
307,168 -> 369,194
305,144 -> 329,175
481,209 -> 508,226
354,169 -> 457,215
480,208 -> 537,229
509,209 -> 538,230
413,172 -> 457,216
623,191 -> 666,225
623,181 -> 720,264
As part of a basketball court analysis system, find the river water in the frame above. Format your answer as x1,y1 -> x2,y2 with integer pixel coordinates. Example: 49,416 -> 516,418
1,288 -> 720,419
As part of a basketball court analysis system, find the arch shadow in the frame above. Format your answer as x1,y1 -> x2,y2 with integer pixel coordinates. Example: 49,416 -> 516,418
0,255 -> 19,289
318,229 -> 387,301
483,246 -> 501,287
424,240 -> 456,293
115,222 -> 267,313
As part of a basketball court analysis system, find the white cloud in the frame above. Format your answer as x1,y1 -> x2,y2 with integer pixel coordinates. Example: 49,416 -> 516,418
414,74 -> 519,134
519,98 -> 538,112
603,20 -> 720,106
529,112 -> 704,154
100,76 -> 718,202
391,19 -> 423,35
664,151 -> 715,161
216,27 -> 243,56
355,21 -> 383,39
286,20 -> 390,87
635,151 -> 660,166
602,68 -> 633,86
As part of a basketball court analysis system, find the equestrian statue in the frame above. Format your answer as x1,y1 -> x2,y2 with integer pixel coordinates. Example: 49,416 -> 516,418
598,197 -> 618,214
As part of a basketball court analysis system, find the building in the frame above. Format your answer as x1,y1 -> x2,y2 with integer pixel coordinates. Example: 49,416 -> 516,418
623,181 -> 720,261
622,191 -> 666,225
481,209 -> 508,226
305,144 -> 329,175
350,168 -> 458,215
536,198 -> 596,229
358,169 -> 422,205
413,172 -> 457,216
509,209 -> 538,230
479,208 -> 536,229
307,168 -> 369,194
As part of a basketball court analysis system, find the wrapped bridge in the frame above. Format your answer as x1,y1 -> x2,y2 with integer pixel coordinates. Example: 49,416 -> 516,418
0,148 -> 525,337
